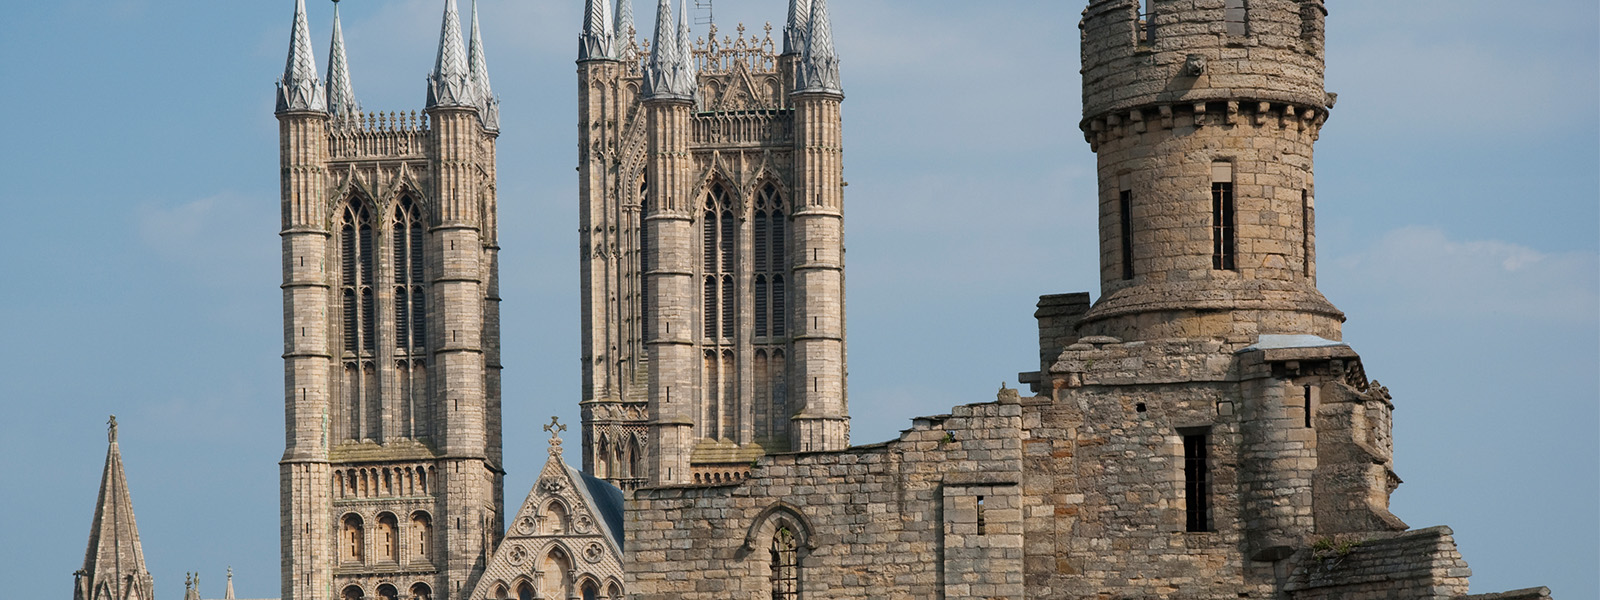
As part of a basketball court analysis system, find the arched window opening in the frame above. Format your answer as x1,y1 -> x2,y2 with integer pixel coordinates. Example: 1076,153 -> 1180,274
515,581 -> 535,600
339,199 -> 376,354
392,196 -> 426,353
410,512 -> 433,562
409,583 -> 432,600
492,584 -> 508,600
596,435 -> 611,479
542,501 -> 570,535
581,579 -> 600,600
376,513 -> 399,562
376,584 -> 398,600
539,548 -> 574,600
630,433 -> 645,478
606,582 -> 623,600
770,527 -> 799,600
704,350 -> 720,438
341,514 -> 365,564
701,183 -> 736,343
341,585 -> 365,600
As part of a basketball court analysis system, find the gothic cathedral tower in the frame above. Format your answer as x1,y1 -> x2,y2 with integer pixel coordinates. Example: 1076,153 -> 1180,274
276,1 -> 504,599
577,0 -> 849,488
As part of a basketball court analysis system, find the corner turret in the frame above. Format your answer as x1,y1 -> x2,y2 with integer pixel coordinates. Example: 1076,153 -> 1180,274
642,0 -> 692,100
325,0 -> 358,121
795,0 -> 840,95
277,0 -> 325,113
580,0 -> 617,60
427,0 -> 473,109
468,0 -> 499,130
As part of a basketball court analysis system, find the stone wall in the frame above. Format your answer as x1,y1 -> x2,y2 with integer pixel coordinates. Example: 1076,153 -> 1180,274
1283,526 -> 1471,600
626,402 -> 1024,599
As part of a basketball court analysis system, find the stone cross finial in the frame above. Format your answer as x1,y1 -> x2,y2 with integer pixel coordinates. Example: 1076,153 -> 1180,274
108,415 -> 118,443
543,417 -> 568,455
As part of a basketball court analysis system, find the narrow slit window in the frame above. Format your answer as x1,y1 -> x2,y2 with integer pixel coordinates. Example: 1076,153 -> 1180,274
755,276 -> 769,337
1302,189 -> 1314,279
640,174 -> 651,341
1224,0 -> 1248,37
1304,385 -> 1314,428
721,275 -> 735,339
976,496 -> 987,535
771,276 -> 786,337
1119,189 -> 1135,280
1140,0 -> 1155,43
1183,432 -> 1212,532
1211,162 -> 1236,271
704,277 -> 718,338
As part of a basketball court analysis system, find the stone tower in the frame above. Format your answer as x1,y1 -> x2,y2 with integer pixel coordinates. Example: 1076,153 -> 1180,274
576,0 -> 849,488
1076,0 -> 1341,343
74,417 -> 156,600
275,1 -> 503,599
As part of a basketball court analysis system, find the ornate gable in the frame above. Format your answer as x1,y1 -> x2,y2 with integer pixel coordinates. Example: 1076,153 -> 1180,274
470,419 -> 625,600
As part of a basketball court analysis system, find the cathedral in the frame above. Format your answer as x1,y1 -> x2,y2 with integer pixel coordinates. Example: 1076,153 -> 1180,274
70,0 -> 1557,599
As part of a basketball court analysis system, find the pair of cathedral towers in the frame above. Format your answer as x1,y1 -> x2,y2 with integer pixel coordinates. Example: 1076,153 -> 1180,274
273,0 -> 846,597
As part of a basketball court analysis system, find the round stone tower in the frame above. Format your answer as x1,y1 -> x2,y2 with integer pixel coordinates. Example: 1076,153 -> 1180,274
1076,0 -> 1341,344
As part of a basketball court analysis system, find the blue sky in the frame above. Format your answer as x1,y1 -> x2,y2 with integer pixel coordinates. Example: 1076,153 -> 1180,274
1,0 -> 1595,598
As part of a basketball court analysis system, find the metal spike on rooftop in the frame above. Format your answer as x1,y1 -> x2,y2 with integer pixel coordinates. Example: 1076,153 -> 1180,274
468,0 -> 499,129
783,0 -> 811,55
427,0 -> 474,109
325,2 -> 358,121
277,0 -> 326,113
614,0 -> 636,56
643,0 -> 688,100
796,0 -> 841,95
580,0 -> 617,60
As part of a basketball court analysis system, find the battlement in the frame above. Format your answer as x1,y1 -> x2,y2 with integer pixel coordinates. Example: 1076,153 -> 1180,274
327,110 -> 430,160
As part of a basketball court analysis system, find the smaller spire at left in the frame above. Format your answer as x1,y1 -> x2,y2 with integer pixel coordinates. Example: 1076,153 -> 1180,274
277,0 -> 327,114
326,0 -> 358,122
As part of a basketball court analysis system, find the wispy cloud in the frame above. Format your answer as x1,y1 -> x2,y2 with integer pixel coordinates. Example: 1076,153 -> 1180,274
1326,226 -> 1599,323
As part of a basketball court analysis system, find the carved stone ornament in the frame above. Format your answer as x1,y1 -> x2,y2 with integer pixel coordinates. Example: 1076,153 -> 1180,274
583,542 -> 606,564
540,477 -> 568,494
574,514 -> 595,534
508,544 -> 529,566
514,516 -> 536,535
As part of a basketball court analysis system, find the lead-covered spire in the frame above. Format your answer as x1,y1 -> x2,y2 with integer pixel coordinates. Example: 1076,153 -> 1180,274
783,0 -> 811,55
427,0 -> 474,109
615,0 -> 636,56
796,0 -> 841,95
643,0 -> 691,100
277,0 -> 326,113
580,0 -> 616,60
468,0 -> 499,129
325,1 -> 358,121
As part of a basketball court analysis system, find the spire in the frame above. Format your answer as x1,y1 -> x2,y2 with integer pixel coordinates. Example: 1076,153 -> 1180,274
184,574 -> 201,600
676,0 -> 696,95
77,416 -> 154,600
614,0 -> 636,56
277,0 -> 326,113
224,568 -> 235,600
468,0 -> 499,129
783,0 -> 811,55
580,0 -> 616,60
643,0 -> 689,100
796,0 -> 841,95
325,1 -> 358,121
427,0 -> 474,109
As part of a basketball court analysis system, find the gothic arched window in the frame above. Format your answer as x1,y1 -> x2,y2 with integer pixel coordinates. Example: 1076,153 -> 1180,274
392,196 -> 426,353
339,199 -> 376,354
770,527 -> 799,600
341,514 -> 365,564
702,183 -> 735,341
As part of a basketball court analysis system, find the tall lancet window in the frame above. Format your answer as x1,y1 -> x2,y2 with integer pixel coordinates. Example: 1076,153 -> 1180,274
702,183 -> 736,341
340,199 -> 377,354
770,527 -> 799,600
753,184 -> 786,338
392,196 -> 427,439
392,196 -> 426,353
340,198 -> 378,441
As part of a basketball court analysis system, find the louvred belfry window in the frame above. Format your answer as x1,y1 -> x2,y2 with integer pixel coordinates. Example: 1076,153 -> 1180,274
392,196 -> 426,353
702,183 -> 736,342
339,199 -> 376,354
754,184 -> 786,338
